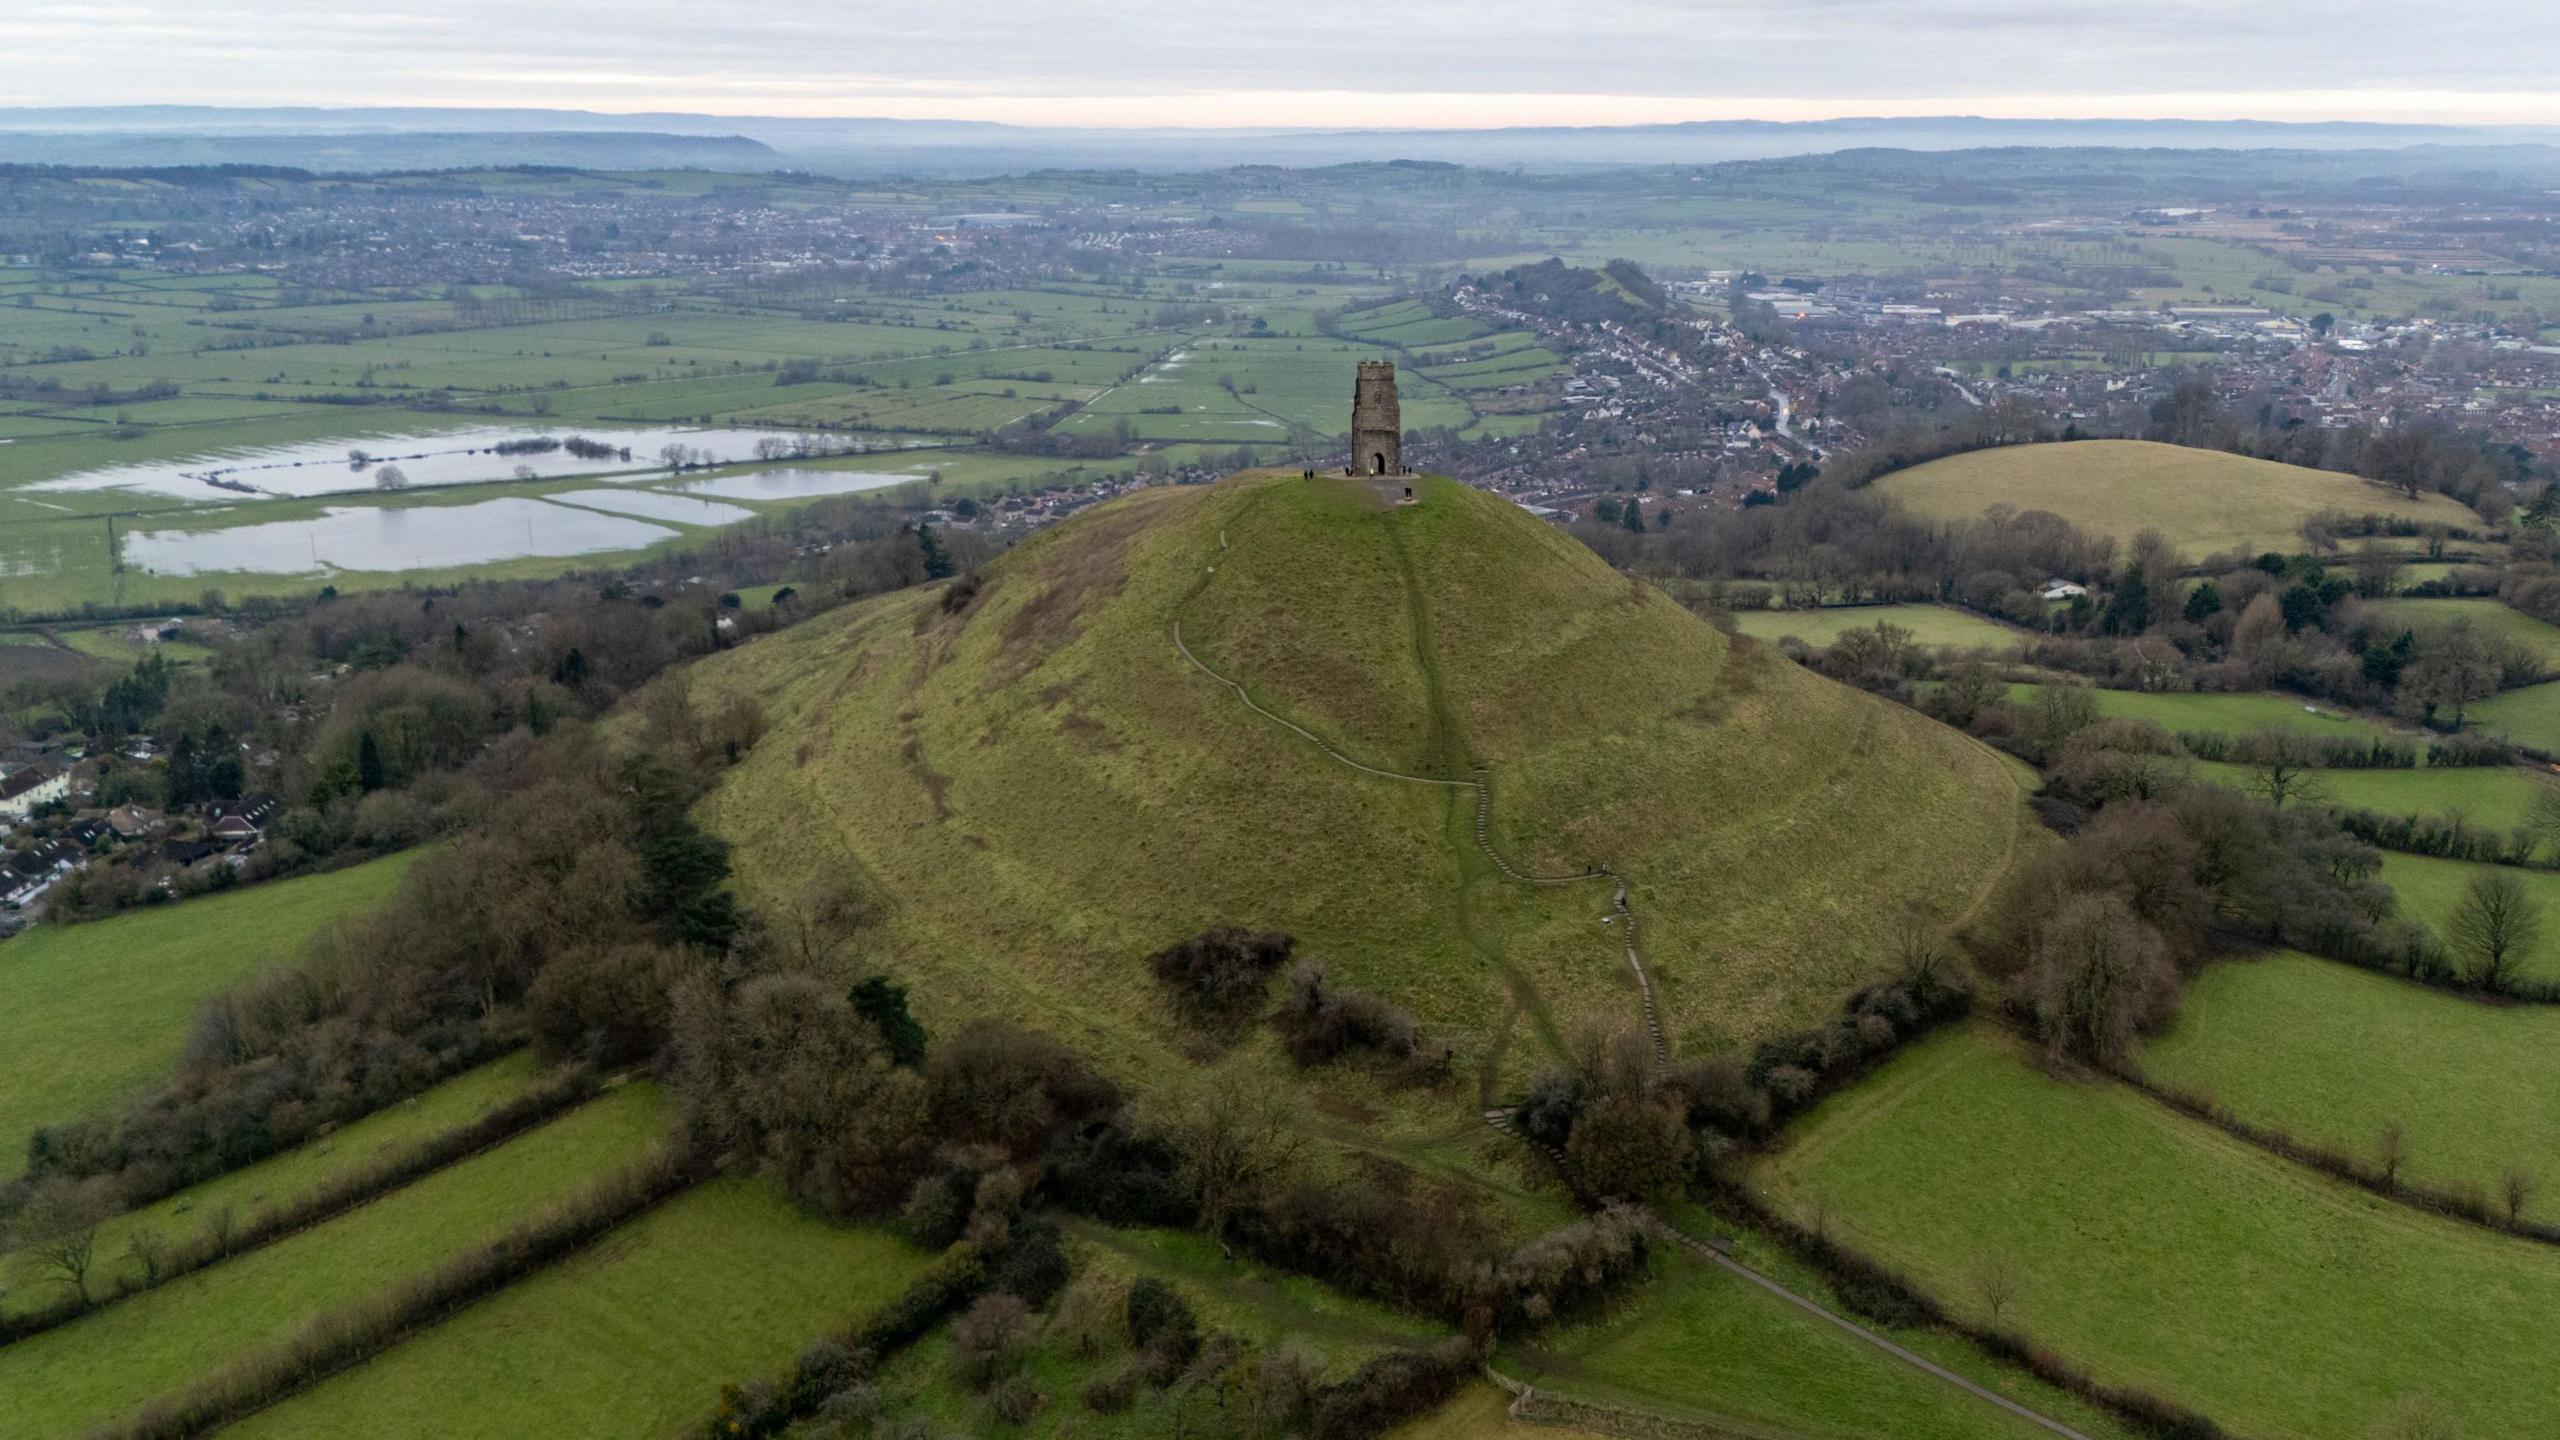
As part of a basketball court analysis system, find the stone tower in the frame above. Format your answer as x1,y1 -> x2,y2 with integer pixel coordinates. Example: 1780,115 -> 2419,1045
1350,361 -> 1404,481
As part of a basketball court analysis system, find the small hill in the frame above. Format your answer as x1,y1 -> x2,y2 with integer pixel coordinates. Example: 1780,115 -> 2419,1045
1872,439 -> 2480,556
684,473 -> 2032,1089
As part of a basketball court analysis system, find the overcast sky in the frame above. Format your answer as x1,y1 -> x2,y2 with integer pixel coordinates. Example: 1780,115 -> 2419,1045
6,1 -> 2557,128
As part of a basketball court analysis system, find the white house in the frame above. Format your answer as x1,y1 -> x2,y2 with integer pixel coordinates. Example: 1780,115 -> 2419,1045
0,765 -> 68,820
2040,579 -> 2091,603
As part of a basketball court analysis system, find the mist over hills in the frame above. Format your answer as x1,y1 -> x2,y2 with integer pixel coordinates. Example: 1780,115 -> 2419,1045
4,105 -> 2558,175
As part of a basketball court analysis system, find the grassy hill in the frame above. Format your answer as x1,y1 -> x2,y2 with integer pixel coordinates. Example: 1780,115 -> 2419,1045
1873,440 -> 2479,556
684,471 -> 2035,1098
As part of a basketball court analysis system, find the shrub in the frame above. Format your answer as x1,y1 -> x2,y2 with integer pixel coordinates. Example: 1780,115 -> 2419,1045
1307,1338 -> 1475,1440
948,1293 -> 1033,1390
1272,963 -> 1420,1067
1147,926 -> 1294,1029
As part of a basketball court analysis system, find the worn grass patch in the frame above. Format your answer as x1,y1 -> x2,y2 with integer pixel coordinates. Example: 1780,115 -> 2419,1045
1873,439 -> 2479,557
1751,1025 -> 2560,1440
2142,951 -> 2560,1220
0,851 -> 418,1184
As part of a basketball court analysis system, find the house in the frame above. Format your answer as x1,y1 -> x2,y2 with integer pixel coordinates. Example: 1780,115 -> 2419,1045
2040,579 -> 2092,602
207,794 -> 281,842
106,804 -> 160,840
123,736 -> 164,763
65,818 -> 109,851
0,764 -> 67,820
161,838 -> 220,868
3,839 -> 80,907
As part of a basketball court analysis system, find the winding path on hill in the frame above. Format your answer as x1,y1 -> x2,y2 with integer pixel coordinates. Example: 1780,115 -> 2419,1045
1168,519 -> 1668,1062
1178,489 -> 2092,1440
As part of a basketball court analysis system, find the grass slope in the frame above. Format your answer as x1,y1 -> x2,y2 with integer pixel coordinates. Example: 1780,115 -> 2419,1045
0,1082 -> 666,1440
222,1181 -> 929,1440
1873,440 -> 2478,556
2358,597 -> 2560,668
1728,604 -> 2025,651
2143,952 -> 2560,1220
0,851 -> 418,1182
683,473 -> 2034,1095
2378,852 -> 2560,982
1752,1026 -> 2560,1440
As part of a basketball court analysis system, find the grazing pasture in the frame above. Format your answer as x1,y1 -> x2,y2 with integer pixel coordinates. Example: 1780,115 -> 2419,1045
1729,603 -> 2026,651
1753,1025 -> 2560,1440
2142,952 -> 2560,1219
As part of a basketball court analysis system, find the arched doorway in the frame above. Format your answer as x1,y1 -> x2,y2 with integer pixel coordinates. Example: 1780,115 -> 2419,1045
1371,453 -> 1387,476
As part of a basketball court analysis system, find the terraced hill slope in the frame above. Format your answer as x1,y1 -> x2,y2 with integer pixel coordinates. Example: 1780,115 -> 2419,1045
685,472 -> 2032,1090
1874,439 -> 2479,555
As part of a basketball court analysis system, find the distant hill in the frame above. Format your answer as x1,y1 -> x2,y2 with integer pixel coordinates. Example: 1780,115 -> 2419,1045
682,471 -> 2033,1089
3,106 -> 2558,175
0,128 -> 780,172
1873,439 -> 2483,557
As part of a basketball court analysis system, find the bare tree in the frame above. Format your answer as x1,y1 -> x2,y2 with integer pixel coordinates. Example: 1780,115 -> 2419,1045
2377,1121 -> 2409,1189
2449,869 -> 2542,991
2243,729 -> 2329,812
1155,1065 -> 1305,1248
10,1179 -> 111,1305
371,463 -> 409,491
2503,1165 -> 2538,1227
1970,1249 -> 2024,1327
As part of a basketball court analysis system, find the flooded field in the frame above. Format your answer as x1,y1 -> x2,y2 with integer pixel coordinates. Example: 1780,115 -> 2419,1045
31,426 -> 861,503
120,498 -> 679,576
673,468 -> 930,500
547,489 -> 758,526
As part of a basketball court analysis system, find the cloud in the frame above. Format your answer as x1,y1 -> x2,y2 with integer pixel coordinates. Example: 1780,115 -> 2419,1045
0,0 -> 2552,123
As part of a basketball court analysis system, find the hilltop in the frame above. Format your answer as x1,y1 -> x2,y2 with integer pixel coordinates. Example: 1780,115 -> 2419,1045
684,472 -> 2034,1091
1873,439 -> 2481,556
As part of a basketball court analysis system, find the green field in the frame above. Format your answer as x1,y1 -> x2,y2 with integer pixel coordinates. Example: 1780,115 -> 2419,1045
1753,1025 -> 2560,1440
0,851 -> 418,1182
1873,440 -> 2481,558
2005,684 -> 2404,743
2379,852 -> 2560,982
223,1180 -> 929,1440
1506,1243 -> 2134,1440
1730,603 -> 2026,652
2358,598 -> 2560,669
1,1050 -> 551,1321
0,1082 -> 667,1440
2144,952 -> 2560,1219
2190,759 -> 2553,830
685,473 -> 2034,1106
2469,679 -> 2560,752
